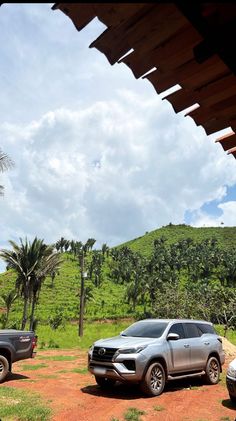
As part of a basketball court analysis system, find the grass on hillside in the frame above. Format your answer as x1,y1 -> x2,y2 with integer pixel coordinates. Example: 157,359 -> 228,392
0,386 -> 51,421
36,320 -> 132,350
122,225 -> 236,257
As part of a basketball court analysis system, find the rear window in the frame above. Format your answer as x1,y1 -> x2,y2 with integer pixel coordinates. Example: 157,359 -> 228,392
121,321 -> 168,338
196,323 -> 215,335
184,323 -> 200,338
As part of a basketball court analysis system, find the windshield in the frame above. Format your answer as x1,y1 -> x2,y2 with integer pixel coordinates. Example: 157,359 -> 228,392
121,321 -> 168,338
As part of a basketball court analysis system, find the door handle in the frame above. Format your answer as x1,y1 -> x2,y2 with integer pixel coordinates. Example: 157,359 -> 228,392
204,342 -> 210,345
184,344 -> 190,348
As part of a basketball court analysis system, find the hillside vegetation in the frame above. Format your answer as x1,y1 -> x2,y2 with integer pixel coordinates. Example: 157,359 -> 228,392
0,224 -> 236,331
122,224 -> 236,256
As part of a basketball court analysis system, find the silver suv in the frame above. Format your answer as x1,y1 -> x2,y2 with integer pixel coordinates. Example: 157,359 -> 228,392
88,319 -> 225,396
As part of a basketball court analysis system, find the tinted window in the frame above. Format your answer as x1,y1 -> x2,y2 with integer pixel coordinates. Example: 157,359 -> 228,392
122,321 -> 168,338
168,323 -> 185,339
196,323 -> 215,335
184,323 -> 200,338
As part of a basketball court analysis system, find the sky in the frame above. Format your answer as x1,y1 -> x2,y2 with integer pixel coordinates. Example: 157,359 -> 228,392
1,4 -> 236,271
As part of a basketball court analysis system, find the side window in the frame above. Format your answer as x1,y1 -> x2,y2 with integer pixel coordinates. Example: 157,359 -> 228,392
168,323 -> 185,339
196,323 -> 215,335
184,323 -> 200,338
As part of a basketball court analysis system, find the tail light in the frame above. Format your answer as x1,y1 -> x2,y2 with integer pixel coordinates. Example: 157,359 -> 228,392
32,335 -> 38,357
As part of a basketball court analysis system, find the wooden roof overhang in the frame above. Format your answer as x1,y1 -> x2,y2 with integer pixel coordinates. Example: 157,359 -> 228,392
50,3 -> 236,160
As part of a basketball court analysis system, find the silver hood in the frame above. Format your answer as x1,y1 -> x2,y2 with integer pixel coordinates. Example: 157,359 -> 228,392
94,335 -> 159,348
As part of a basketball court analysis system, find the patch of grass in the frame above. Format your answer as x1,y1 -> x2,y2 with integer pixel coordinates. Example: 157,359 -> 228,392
220,371 -> 227,386
37,355 -> 77,361
35,320 -> 131,350
220,417 -> 231,421
110,418 -> 120,421
37,374 -> 58,379
153,405 -> 165,411
71,367 -> 88,374
0,386 -> 51,420
21,363 -> 48,371
124,407 -> 146,421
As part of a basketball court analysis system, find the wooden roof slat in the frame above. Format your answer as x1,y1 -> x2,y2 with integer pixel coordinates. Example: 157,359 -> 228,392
227,146 -> 236,155
90,4 -> 187,66
215,132 -> 236,151
94,4 -> 147,27
202,118 -> 232,135
90,4 -> 155,64
165,73 -> 234,113
54,3 -> 96,31
120,24 -> 202,79
145,55 -> 228,95
124,4 -> 188,53
186,95 -> 236,126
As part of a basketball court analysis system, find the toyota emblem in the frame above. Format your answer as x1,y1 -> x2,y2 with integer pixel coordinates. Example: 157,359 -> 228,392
98,347 -> 106,356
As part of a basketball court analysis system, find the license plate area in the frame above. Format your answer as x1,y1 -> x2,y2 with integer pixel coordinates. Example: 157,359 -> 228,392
94,367 -> 106,375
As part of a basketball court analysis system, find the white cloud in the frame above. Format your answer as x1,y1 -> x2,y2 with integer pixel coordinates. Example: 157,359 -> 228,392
1,91 -> 236,255
192,201 -> 236,227
0,3 -> 236,275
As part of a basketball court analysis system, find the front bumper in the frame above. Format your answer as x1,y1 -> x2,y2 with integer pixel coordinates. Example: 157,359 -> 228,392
226,375 -> 236,398
88,352 -> 147,383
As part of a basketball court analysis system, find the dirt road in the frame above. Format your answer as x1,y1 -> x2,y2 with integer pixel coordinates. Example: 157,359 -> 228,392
2,339 -> 236,421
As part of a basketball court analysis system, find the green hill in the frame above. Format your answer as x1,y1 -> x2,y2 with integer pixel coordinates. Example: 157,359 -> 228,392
121,224 -> 236,257
0,224 -> 236,328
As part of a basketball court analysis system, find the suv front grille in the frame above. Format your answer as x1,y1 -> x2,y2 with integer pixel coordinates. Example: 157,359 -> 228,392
92,346 -> 118,362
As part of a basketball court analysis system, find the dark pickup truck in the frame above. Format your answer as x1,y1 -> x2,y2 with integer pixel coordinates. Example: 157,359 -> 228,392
0,329 -> 37,382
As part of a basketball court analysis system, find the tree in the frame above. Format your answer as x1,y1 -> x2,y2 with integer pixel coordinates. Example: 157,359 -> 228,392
0,237 -> 61,330
0,290 -> 18,328
77,238 -> 96,337
0,149 -> 14,196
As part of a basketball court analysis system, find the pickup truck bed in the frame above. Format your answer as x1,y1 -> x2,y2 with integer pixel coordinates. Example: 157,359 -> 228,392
0,329 -> 37,382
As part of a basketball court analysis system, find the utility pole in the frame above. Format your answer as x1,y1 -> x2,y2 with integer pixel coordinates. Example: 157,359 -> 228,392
78,248 -> 85,337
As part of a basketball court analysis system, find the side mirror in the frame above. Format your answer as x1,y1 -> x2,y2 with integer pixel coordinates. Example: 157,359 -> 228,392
167,333 -> 180,341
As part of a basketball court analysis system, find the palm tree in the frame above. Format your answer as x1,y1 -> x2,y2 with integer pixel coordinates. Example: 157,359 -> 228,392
0,149 -> 14,196
0,290 -> 18,328
0,237 -> 61,330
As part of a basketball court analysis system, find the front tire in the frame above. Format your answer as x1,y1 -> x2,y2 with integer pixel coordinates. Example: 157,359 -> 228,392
95,376 -> 116,388
0,355 -> 9,383
203,356 -> 220,385
141,362 -> 166,396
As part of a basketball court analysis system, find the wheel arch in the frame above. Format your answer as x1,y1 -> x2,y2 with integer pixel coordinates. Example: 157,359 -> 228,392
207,352 -> 222,372
0,348 -> 12,372
142,356 -> 168,380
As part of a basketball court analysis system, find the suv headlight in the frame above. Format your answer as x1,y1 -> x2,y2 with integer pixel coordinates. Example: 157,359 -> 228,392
88,344 -> 94,356
113,345 -> 147,359
227,365 -> 236,379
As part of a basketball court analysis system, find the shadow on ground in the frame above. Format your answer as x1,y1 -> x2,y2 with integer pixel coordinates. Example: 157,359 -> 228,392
5,373 -> 30,382
221,398 -> 236,411
81,376 -> 209,400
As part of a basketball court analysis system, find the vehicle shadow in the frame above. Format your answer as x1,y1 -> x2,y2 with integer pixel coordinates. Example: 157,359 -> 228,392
221,398 -> 236,411
5,372 -> 30,382
81,377 -> 208,400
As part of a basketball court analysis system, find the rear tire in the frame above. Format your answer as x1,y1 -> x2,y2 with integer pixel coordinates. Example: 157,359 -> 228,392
140,362 -> 166,396
95,376 -> 116,388
0,355 -> 9,383
203,356 -> 220,385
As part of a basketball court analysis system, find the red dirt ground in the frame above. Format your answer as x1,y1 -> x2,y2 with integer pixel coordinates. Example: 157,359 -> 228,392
2,340 -> 236,421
